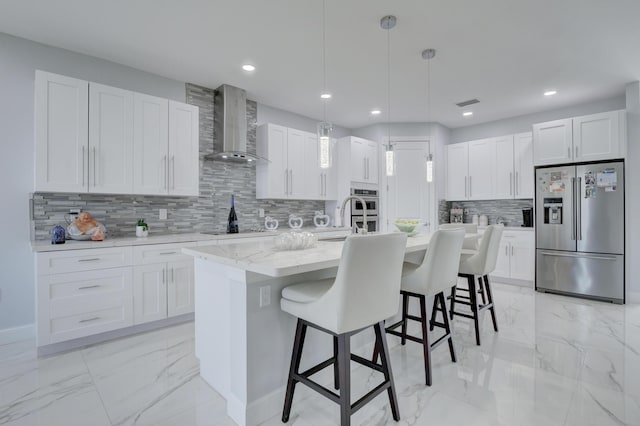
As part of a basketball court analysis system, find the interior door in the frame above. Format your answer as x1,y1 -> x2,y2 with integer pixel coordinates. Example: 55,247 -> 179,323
386,141 -> 431,231
576,161 -> 624,254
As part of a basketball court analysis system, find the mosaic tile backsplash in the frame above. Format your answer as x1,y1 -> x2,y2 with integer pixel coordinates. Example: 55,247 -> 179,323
439,199 -> 534,226
31,83 -> 325,240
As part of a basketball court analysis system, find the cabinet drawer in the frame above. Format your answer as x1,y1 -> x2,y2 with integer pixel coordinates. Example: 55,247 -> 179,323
133,242 -> 195,264
37,247 -> 133,275
44,268 -> 132,303
49,305 -> 132,344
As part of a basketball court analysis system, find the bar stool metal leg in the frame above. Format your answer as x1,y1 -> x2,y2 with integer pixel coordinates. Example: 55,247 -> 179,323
401,294 -> 409,345
467,275 -> 481,346
484,275 -> 499,332
337,333 -> 351,426
333,336 -> 340,390
419,295 -> 433,386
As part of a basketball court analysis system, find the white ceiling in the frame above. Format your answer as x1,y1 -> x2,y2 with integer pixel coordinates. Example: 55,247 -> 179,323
1,0 -> 639,129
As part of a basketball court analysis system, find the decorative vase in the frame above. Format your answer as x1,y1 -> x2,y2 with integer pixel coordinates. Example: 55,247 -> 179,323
136,226 -> 149,237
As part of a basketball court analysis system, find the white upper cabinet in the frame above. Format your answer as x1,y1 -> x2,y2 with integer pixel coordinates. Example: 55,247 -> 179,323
494,135 -> 515,199
168,100 -> 200,196
446,131 -> 534,201
350,137 -> 378,184
133,93 -> 169,195
35,71 -> 89,192
532,119 -> 572,166
514,132 -> 534,199
257,123 -> 288,199
34,70 -> 199,196
446,143 -> 469,200
89,83 -> 134,194
468,138 -> 496,200
533,110 -> 625,166
573,111 -> 623,162
256,123 -> 336,200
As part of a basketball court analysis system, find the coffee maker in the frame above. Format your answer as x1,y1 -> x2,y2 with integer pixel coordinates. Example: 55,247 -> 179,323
522,208 -> 534,227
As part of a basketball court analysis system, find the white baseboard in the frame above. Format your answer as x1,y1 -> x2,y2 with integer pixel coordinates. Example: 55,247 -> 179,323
627,291 -> 640,304
0,324 -> 35,345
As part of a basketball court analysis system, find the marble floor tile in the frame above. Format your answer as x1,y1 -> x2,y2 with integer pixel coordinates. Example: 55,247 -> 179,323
2,282 -> 640,426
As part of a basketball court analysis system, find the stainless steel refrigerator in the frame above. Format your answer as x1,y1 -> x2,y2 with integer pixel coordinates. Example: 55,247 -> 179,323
535,161 -> 625,304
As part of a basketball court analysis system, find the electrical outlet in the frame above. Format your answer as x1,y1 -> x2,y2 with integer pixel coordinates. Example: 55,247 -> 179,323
159,209 -> 168,220
258,208 -> 265,218
259,286 -> 271,307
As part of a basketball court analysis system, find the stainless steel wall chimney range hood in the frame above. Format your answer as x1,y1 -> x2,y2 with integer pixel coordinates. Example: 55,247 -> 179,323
205,84 -> 265,163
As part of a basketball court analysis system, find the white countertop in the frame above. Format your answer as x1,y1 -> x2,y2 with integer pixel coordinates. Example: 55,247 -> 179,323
182,232 -> 478,277
31,227 -> 351,252
478,225 -> 534,232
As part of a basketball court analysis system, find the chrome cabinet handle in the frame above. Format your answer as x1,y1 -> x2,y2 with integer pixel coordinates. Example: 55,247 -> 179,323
515,171 -> 519,196
510,172 -> 513,195
469,176 -> 472,197
505,245 -> 508,255
82,146 -> 85,187
163,268 -> 166,284
464,176 -> 468,198
171,156 -> 176,189
163,155 -> 168,190
159,251 -> 177,255
78,258 -> 100,262
171,268 -> 174,283
93,147 -> 97,187
363,158 -> 367,180
78,285 -> 100,290
79,317 -> 100,323
289,170 -> 293,194
511,246 -> 514,255
284,169 -> 288,194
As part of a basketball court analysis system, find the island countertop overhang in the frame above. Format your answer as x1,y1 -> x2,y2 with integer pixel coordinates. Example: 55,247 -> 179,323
181,232 -> 456,277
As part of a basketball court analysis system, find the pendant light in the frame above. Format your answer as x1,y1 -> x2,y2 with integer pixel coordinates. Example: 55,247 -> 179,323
317,0 -> 333,169
381,15 -> 396,177
422,48 -> 436,182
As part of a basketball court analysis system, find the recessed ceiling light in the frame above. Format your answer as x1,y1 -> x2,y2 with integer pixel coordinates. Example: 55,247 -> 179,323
242,64 -> 256,72
371,109 -> 381,115
463,111 -> 473,117
320,92 -> 332,99
544,90 -> 557,96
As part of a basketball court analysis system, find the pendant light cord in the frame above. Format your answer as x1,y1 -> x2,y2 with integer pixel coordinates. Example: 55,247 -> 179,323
322,0 -> 327,122
386,20 -> 391,149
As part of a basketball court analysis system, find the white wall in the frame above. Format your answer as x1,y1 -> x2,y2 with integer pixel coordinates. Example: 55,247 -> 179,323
625,82 -> 640,303
450,96 -> 626,143
257,104 -> 351,138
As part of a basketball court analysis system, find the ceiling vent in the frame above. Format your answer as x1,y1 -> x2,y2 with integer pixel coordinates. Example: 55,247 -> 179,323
456,98 -> 480,108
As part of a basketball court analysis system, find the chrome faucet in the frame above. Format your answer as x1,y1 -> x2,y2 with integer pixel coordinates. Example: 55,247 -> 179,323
340,196 -> 368,234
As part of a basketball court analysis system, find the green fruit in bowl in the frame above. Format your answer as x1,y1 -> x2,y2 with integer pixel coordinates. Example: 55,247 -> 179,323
394,219 -> 420,233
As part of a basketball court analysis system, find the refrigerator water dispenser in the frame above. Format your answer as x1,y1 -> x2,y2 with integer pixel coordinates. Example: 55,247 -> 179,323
543,198 -> 563,224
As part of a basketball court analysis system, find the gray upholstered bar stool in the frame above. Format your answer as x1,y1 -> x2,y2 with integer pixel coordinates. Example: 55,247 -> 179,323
280,233 -> 408,426
378,229 -> 465,386
439,223 -> 480,250
450,224 -> 504,345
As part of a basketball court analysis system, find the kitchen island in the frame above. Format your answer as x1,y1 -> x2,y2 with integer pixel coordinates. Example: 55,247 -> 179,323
182,232 -> 475,426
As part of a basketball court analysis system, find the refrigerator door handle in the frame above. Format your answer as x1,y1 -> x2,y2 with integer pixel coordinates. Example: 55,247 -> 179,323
539,251 -> 617,261
577,177 -> 582,240
571,177 -> 576,240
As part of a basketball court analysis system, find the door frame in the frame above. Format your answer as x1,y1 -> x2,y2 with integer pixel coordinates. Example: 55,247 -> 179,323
381,136 -> 435,233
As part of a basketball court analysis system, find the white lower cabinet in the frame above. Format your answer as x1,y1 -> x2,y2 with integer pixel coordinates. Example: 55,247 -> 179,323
485,230 -> 535,282
36,243 -> 195,348
132,243 -> 195,324
36,247 -> 134,346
